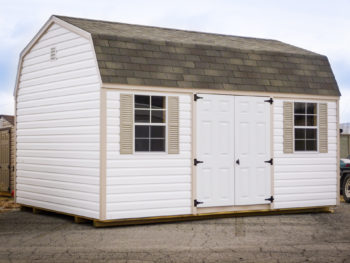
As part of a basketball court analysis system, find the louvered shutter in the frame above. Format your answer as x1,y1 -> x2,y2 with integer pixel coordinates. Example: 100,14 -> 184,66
319,103 -> 328,153
168,96 -> 179,154
283,101 -> 293,153
120,94 -> 133,154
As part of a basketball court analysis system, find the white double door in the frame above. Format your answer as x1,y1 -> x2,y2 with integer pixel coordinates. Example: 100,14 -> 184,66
196,94 -> 271,207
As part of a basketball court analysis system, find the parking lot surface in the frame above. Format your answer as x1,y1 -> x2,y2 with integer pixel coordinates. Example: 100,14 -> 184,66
0,202 -> 350,263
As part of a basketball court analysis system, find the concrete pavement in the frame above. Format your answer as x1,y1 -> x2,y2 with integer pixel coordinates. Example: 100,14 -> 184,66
0,203 -> 350,262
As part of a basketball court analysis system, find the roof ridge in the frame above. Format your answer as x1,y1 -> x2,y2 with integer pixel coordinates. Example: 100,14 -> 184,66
54,15 -> 320,57
94,32 -> 321,58
54,15 -> 284,44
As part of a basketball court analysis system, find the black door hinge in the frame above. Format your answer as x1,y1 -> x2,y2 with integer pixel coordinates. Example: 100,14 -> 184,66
194,199 -> 204,207
194,94 -> 203,101
265,196 -> 274,203
8,165 -> 11,170
264,98 -> 273,104
194,158 -> 204,166
264,158 -> 273,165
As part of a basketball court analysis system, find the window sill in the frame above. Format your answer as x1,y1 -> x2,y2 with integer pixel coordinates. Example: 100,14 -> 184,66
133,152 -> 168,155
293,151 -> 319,154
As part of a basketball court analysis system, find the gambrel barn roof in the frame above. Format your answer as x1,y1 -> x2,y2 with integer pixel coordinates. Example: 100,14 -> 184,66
53,16 -> 339,96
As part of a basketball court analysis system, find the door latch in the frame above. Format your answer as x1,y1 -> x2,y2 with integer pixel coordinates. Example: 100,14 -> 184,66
236,159 -> 240,165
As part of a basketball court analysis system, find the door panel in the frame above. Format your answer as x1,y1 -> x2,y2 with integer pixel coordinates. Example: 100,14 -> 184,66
234,96 -> 271,205
0,129 -> 10,192
196,94 -> 235,207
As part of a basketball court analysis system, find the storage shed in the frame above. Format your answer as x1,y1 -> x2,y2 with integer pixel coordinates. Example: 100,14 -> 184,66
0,115 -> 15,196
14,15 -> 341,224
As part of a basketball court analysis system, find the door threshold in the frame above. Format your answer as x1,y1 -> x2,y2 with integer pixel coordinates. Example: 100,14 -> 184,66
196,204 -> 270,214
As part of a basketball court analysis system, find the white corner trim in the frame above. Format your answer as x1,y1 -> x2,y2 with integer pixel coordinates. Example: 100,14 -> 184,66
13,15 -> 92,98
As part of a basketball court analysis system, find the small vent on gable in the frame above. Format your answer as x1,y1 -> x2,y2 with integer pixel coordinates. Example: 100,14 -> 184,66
50,47 -> 57,61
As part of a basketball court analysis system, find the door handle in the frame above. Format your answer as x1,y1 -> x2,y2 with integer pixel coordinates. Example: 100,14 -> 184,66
236,159 -> 240,165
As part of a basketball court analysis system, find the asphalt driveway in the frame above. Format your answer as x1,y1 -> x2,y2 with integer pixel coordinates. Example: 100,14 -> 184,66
0,202 -> 350,263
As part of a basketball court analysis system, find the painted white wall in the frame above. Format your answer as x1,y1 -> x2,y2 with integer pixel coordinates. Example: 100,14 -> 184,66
106,90 -> 192,220
16,22 -> 101,219
273,99 -> 337,209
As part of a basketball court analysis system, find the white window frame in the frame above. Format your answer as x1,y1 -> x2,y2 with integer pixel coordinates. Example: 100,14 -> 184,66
133,95 -> 168,154
293,101 -> 319,153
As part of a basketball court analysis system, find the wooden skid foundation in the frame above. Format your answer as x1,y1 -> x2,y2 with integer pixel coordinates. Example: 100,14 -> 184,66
20,205 -> 93,225
19,204 -> 334,228
93,207 -> 334,227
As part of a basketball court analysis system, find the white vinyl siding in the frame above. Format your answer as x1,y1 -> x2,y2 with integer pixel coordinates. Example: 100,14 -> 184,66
274,99 -> 337,209
16,22 -> 101,219
106,90 -> 192,220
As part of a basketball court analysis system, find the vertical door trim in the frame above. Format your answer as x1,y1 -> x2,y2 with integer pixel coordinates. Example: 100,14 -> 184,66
191,93 -> 197,214
270,96 -> 275,209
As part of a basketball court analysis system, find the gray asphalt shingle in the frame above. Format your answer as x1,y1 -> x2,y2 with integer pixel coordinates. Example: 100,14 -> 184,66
55,15 -> 340,96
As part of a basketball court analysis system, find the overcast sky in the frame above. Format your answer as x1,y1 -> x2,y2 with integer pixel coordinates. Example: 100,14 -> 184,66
1,0 -> 349,121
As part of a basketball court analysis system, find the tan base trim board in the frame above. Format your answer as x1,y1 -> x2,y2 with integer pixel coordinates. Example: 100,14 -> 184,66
94,206 -> 334,227
20,203 -> 334,228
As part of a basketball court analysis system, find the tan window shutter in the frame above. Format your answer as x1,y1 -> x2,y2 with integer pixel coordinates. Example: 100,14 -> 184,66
319,103 -> 328,153
120,94 -> 133,154
168,96 -> 179,154
283,101 -> 293,153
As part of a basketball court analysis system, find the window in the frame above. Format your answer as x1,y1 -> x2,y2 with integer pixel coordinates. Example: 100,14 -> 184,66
134,95 -> 166,152
294,102 -> 317,151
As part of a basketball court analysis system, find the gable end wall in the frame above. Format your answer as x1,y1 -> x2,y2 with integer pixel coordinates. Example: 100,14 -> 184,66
16,22 -> 101,219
